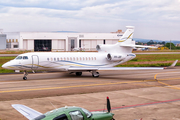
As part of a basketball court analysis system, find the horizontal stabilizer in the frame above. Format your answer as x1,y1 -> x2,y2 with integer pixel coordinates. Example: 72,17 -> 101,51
12,104 -> 43,120
120,44 -> 157,49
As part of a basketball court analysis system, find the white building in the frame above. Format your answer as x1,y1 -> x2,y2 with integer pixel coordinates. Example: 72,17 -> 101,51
5,30 -> 123,51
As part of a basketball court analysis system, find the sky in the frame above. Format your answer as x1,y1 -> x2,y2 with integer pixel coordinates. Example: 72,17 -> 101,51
0,0 -> 180,41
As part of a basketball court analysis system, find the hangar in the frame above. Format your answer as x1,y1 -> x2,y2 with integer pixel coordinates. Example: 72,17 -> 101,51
5,30 -> 123,51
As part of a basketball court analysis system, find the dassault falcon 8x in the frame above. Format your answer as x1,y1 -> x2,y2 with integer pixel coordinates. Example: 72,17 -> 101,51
2,26 -> 175,80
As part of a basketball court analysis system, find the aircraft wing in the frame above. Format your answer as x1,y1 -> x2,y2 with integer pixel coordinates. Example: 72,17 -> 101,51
68,66 -> 164,71
68,60 -> 178,71
12,104 -> 43,120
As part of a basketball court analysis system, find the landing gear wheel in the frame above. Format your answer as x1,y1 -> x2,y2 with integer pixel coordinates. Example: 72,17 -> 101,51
76,72 -> 82,76
23,77 -> 27,80
92,72 -> 99,78
23,70 -> 28,80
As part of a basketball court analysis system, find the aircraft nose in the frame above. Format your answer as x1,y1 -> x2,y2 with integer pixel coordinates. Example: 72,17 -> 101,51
2,63 -> 7,69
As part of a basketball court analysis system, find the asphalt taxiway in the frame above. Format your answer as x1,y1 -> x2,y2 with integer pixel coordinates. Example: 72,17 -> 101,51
0,69 -> 180,120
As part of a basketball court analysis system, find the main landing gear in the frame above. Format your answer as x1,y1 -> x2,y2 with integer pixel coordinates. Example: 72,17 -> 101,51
92,71 -> 99,78
23,70 -> 28,80
74,71 -> 99,77
76,72 -> 82,76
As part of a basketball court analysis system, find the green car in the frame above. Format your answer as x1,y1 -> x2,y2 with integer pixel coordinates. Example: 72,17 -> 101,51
12,97 -> 115,120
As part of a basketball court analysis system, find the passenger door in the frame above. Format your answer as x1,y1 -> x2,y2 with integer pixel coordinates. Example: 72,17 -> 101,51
32,55 -> 39,70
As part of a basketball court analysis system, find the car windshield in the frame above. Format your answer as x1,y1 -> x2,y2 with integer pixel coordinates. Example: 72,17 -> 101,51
81,108 -> 92,118
15,56 -> 22,60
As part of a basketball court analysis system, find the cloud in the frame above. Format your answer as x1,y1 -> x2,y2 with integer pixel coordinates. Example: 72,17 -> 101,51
0,0 -> 180,40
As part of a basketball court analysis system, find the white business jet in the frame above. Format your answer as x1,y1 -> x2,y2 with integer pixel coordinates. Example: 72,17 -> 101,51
2,26 -> 173,80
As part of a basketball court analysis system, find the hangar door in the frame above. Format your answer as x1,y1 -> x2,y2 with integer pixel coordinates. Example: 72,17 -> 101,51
34,40 -> 52,51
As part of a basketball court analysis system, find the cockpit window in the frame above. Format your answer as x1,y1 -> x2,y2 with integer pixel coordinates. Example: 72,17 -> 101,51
23,56 -> 28,59
69,110 -> 84,120
15,56 -> 22,60
81,108 -> 92,118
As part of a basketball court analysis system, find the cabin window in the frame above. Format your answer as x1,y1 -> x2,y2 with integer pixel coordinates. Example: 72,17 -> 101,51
80,57 -> 81,60
60,58 -> 63,60
23,56 -> 28,59
51,58 -> 53,61
91,57 -> 93,60
54,58 -> 56,61
57,58 -> 59,61
86,57 -> 88,60
47,58 -> 49,61
77,57 -> 78,60
69,111 -> 84,120
83,57 -> 85,61
67,57 -> 69,60
73,57 -> 75,61
94,57 -> 96,60
15,56 -> 22,60
70,57 -> 72,61
64,57 -> 66,60
89,57 -> 90,60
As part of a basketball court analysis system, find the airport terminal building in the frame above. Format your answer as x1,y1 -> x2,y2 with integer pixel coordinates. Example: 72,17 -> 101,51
4,30 -> 123,51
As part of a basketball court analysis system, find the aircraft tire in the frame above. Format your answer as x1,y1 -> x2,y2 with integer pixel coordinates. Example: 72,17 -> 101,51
76,72 -> 82,76
23,77 -> 27,80
92,72 -> 99,78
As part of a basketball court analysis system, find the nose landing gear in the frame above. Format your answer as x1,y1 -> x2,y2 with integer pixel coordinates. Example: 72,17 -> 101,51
23,70 -> 28,80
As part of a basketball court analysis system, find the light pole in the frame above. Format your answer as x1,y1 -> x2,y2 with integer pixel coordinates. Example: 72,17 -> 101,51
170,40 -> 171,50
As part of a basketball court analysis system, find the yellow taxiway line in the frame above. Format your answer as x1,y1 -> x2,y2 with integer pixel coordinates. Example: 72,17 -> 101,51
0,71 -> 180,93
0,80 -> 155,93
154,71 -> 180,90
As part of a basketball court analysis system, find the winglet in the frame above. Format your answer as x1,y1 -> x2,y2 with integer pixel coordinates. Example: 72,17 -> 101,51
166,60 -> 178,69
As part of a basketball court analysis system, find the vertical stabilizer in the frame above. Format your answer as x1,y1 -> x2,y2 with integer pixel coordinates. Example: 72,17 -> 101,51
118,26 -> 135,44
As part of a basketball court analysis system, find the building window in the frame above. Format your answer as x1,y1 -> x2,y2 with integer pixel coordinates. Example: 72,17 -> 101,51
13,45 -> 18,48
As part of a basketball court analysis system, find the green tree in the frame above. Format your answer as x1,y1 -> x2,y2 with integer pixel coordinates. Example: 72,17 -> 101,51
165,43 -> 176,49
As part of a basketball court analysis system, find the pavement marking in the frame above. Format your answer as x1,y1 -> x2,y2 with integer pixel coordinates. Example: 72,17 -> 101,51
154,71 -> 180,90
1,71 -> 180,93
0,80 -> 155,93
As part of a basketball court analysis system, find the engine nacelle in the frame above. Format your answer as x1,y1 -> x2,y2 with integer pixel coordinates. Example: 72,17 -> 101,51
107,53 -> 125,61
96,44 -> 115,52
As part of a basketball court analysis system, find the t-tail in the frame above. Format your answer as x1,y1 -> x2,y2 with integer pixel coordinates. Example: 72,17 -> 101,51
96,26 -> 135,54
118,26 -> 135,45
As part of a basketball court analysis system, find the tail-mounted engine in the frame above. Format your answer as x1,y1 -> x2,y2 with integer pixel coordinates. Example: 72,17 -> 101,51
107,53 -> 125,61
